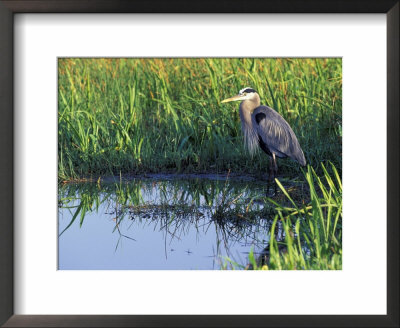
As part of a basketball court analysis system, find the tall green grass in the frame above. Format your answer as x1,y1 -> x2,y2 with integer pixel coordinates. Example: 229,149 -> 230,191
58,58 -> 341,180
238,162 -> 342,270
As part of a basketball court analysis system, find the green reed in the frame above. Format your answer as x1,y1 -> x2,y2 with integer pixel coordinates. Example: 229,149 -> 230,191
239,162 -> 342,270
59,162 -> 342,270
58,58 -> 341,180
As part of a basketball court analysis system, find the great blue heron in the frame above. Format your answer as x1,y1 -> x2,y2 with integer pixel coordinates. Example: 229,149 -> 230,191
221,87 -> 306,193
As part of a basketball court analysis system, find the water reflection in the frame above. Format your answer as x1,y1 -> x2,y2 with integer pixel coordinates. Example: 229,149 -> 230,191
58,177 -> 282,270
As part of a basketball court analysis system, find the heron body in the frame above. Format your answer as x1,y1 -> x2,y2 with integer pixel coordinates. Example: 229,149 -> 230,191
222,87 -> 306,192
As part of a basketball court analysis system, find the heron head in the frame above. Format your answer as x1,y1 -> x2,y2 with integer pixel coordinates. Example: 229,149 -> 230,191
221,87 -> 258,103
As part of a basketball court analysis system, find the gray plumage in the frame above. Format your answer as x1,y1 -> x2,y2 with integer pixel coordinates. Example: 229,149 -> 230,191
252,105 -> 306,166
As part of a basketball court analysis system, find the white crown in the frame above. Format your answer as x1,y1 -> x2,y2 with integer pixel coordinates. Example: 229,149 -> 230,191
239,87 -> 255,94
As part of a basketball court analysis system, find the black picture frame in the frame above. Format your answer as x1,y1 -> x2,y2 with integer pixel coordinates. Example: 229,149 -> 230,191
0,1 -> 398,327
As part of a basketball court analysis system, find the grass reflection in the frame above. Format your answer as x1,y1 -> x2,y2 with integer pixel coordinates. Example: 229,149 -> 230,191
59,163 -> 341,270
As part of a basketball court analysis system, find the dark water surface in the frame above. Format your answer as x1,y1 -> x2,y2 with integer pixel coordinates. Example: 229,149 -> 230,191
58,176 -> 282,270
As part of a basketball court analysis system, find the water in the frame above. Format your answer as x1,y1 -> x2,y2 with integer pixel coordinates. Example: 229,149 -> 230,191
58,176 -> 281,270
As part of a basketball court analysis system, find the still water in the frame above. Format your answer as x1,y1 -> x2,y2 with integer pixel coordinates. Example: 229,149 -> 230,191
58,175 -> 280,270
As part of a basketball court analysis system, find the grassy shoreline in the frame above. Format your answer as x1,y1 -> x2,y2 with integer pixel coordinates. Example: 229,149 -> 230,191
58,58 -> 342,180
59,162 -> 342,270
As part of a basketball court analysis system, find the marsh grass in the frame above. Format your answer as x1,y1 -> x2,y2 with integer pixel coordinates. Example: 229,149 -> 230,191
59,162 -> 342,270
236,162 -> 342,270
58,58 -> 342,270
58,58 -> 341,180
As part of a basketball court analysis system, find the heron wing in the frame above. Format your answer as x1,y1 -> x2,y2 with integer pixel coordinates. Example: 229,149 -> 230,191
252,106 -> 306,166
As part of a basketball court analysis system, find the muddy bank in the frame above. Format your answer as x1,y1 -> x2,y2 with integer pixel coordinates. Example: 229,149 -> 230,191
61,172 -> 305,185
62,172 -> 267,184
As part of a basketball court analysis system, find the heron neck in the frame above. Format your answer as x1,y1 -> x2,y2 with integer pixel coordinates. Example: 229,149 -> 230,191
239,97 -> 260,155
240,94 -> 260,113
239,96 -> 260,128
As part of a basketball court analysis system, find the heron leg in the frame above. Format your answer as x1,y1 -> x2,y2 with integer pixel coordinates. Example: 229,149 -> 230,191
272,153 -> 278,195
266,157 -> 274,195
272,153 -> 278,175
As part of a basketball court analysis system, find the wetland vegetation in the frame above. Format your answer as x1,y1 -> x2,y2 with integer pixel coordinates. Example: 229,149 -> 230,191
58,58 -> 342,270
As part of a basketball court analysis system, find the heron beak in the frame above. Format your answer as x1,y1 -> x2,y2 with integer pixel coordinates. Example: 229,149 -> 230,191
221,94 -> 244,103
